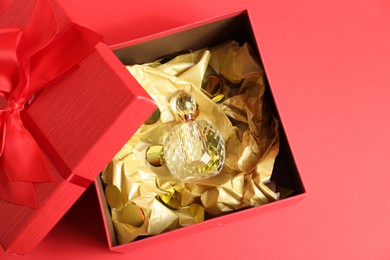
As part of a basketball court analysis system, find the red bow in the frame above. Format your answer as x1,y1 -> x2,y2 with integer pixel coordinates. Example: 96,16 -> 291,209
0,0 -> 102,208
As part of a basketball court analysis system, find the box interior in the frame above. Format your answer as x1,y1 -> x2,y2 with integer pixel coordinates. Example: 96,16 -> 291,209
101,11 -> 305,248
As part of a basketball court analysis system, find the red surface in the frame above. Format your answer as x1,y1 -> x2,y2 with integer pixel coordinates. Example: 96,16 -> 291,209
2,0 -> 390,259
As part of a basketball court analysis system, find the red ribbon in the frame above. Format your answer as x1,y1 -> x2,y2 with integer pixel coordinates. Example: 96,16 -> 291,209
0,0 -> 102,208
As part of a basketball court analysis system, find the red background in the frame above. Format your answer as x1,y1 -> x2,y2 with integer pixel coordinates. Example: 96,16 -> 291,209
1,0 -> 390,259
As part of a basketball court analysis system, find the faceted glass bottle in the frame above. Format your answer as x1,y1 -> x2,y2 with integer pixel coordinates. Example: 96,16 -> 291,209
164,91 -> 225,181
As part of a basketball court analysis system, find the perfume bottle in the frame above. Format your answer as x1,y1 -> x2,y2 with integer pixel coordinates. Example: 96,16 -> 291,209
163,91 -> 225,181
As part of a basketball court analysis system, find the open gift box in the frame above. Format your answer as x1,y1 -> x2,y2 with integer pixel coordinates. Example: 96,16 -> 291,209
95,10 -> 306,253
0,0 -> 156,255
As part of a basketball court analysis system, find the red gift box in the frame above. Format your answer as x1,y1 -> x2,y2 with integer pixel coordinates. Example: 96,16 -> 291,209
95,10 -> 306,253
0,0 -> 156,255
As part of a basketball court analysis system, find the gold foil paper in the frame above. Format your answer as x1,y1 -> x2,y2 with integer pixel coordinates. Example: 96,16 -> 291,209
102,40 -> 282,244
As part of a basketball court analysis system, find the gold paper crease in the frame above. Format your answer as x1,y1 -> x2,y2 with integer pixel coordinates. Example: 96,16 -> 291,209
102,40 -> 282,244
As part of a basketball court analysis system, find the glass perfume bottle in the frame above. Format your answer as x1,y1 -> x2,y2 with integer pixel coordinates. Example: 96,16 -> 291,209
146,91 -> 225,182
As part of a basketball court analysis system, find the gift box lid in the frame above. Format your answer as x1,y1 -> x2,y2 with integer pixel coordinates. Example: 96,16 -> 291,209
0,0 -> 156,255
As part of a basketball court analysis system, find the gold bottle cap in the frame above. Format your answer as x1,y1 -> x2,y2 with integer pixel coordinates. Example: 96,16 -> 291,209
146,145 -> 165,167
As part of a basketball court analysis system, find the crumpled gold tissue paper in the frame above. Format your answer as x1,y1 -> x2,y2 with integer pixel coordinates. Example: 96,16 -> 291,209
102,40 -> 282,244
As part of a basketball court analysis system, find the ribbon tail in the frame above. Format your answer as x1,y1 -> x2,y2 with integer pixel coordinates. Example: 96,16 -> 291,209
0,111 -> 51,183
0,168 -> 38,208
